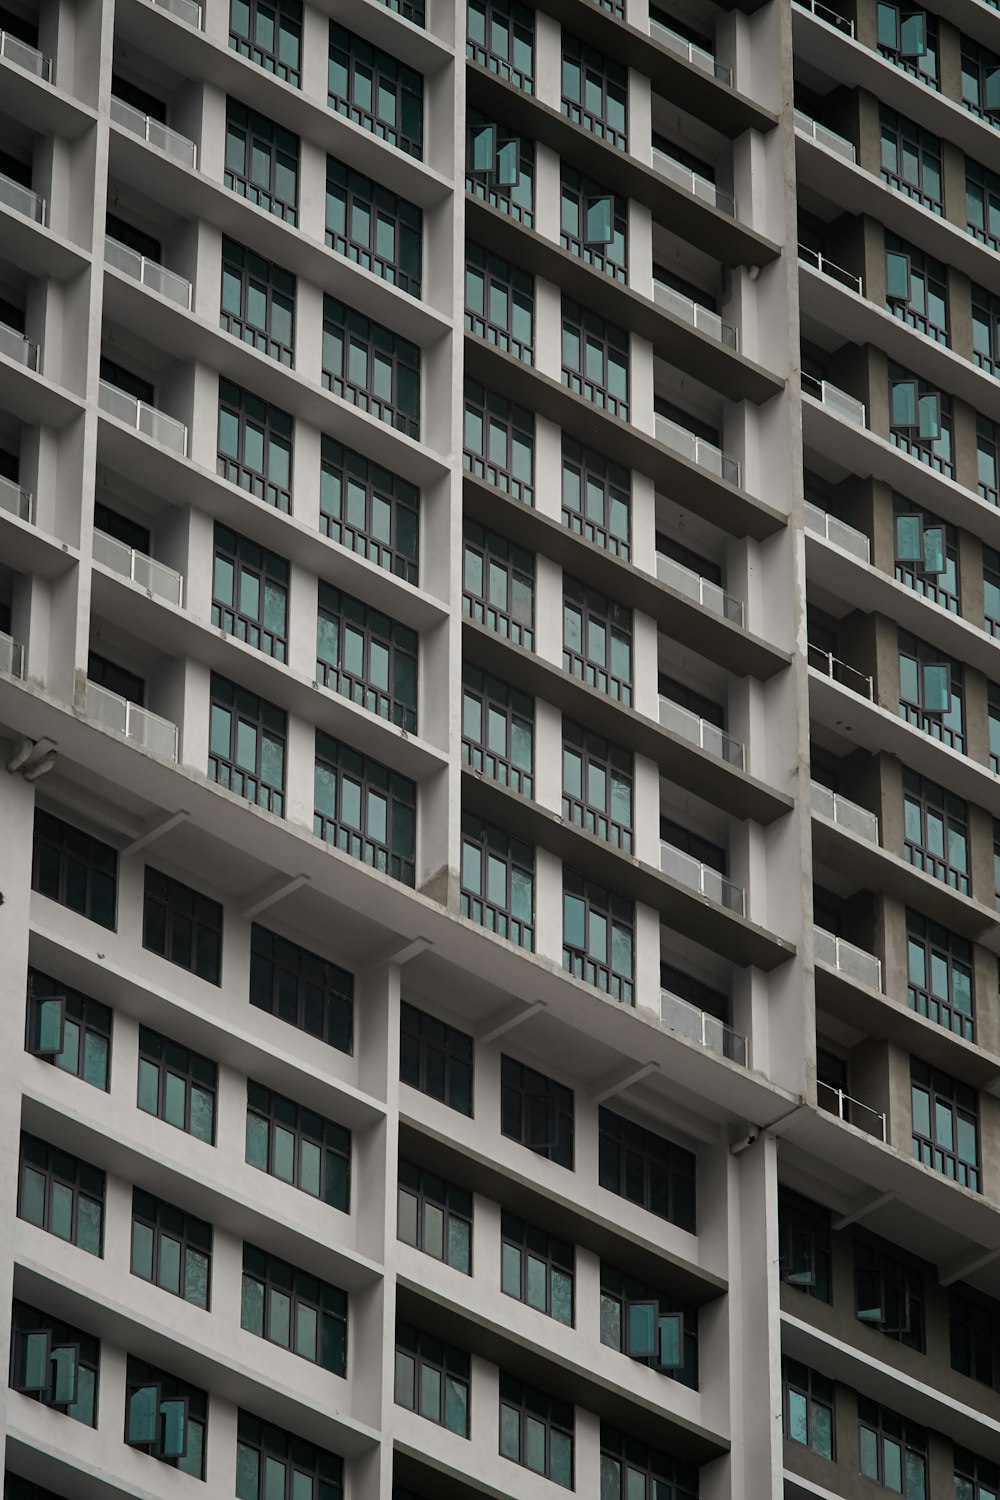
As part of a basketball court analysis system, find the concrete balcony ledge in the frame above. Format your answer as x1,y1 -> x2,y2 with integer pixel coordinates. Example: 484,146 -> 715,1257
105,234 -> 192,309
0,48 -> 95,139
93,528 -> 184,607
0,495 -> 80,580
0,191 -> 91,281
83,679 -> 179,762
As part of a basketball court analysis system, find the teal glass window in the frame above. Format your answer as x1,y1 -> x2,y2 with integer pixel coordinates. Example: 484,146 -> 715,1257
17,1133 -> 104,1255
131,1188 -> 212,1310
25,969 -> 110,1089
314,731 -> 417,887
460,812 -> 534,950
397,1159 -> 472,1273
911,1059 -> 979,1191
137,1024 -> 217,1142
461,664 -> 533,796
241,1242 -> 347,1374
245,1079 -> 351,1210
328,23 -> 423,160
600,1262 -> 697,1388
12,1302 -> 99,1427
229,0 -> 301,85
499,1374 -> 573,1487
209,673 -> 287,816
320,436 -> 419,584
782,1359 -> 834,1458
394,1322 -> 470,1435
322,297 -> 420,439
326,158 -> 422,297
213,523 -> 289,661
236,1408 -> 344,1499
563,870 -> 633,1004
126,1356 -> 207,1478
463,379 -> 534,504
224,98 -> 299,224
562,437 -> 630,558
501,1213 -> 573,1325
467,0 -> 533,90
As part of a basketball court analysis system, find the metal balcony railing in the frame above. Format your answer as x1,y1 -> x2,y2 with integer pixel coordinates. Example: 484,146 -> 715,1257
814,924 -> 883,990
652,279 -> 738,349
110,96 -> 198,169
0,473 -> 34,523
0,28 -> 52,80
661,988 -> 748,1066
93,529 -> 185,608
0,318 -> 39,371
652,147 -> 736,216
797,242 -> 863,295
801,371 -> 866,427
0,169 -> 45,224
0,628 -> 24,678
660,841 -> 745,916
150,0 -> 203,26
792,0 -> 855,36
659,696 -> 745,769
649,17 -> 733,84
656,412 -> 741,487
655,551 -> 744,625
817,1080 -> 887,1141
793,109 -> 857,163
810,780 -> 879,844
803,500 -> 870,563
84,680 -> 178,760
98,380 -> 189,456
807,643 -> 874,699
105,236 -> 193,310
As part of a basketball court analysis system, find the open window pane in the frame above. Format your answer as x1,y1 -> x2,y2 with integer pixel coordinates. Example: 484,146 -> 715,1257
985,65 -> 1000,114
922,663 -> 950,714
657,1313 -> 684,1369
784,1229 -> 817,1286
49,1345 -> 79,1406
886,250 -> 911,303
625,1300 -> 657,1358
496,139 -> 520,186
899,12 -> 926,57
18,1330 -> 51,1391
584,196 -> 613,245
469,124 -> 496,174
894,513 -> 922,563
160,1397 -> 188,1458
30,995 -> 66,1056
891,380 -> 917,429
918,393 -> 941,441
128,1385 -> 159,1444
921,526 -> 945,575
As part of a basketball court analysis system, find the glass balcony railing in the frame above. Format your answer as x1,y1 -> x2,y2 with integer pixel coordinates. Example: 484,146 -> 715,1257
809,779 -> 879,844
150,0 -> 203,26
0,627 -> 24,678
656,413 -> 740,487
652,279 -> 738,349
651,147 -> 735,216
649,18 -> 733,85
660,841 -> 745,916
661,988 -> 747,1066
814,924 -> 883,990
0,28 -> 52,80
801,372 -> 866,427
0,169 -> 45,224
98,380 -> 189,456
655,551 -> 744,625
797,242 -> 863,295
659,696 -> 745,769
792,0 -> 855,36
803,500 -> 870,563
807,643 -> 874,699
105,236 -> 192,310
0,473 -> 34,523
793,109 -> 856,163
110,96 -> 198,169
817,1080 -> 886,1140
0,318 -> 38,370
93,529 -> 185,608
84,679 -> 179,760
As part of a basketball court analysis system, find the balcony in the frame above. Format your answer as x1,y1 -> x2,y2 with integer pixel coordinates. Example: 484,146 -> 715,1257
661,987 -> 748,1066
655,412 -> 741,486
809,780 -> 879,844
0,169 -> 45,224
798,242 -> 863,295
652,279 -> 738,350
150,0 -> 203,26
659,696 -> 745,769
0,317 -> 39,371
807,643 -> 873,699
801,372 -> 866,427
814,924 -> 882,991
817,1080 -> 886,1139
84,679 -> 178,760
0,473 -> 33,523
105,236 -> 192,310
793,109 -> 856,163
655,551 -> 743,625
110,96 -> 198,169
803,501 -> 870,563
649,17 -> 733,85
651,147 -> 735,217
792,0 -> 855,36
98,379 -> 188,456
660,841 -> 745,915
0,627 -> 24,677
0,28 -> 52,81
93,530 -> 184,608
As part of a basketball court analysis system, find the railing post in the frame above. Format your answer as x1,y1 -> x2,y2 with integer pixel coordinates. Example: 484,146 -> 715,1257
144,114 -> 151,142
129,548 -> 137,585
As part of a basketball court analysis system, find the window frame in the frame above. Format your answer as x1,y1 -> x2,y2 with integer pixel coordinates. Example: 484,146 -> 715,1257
561,298 -> 629,420
314,731 -> 417,887
905,907 -> 974,1040
397,1158 -> 472,1274
465,242 -> 534,363
320,435 -> 419,584
224,98 -> 299,224
599,1423 -> 699,1500
782,1357 -> 834,1459
561,436 -> 630,558
317,581 -> 418,732
598,1106 -> 695,1231
240,1241 -> 348,1375
501,1211 -> 574,1325
246,1078 -> 352,1210
31,808 -> 117,930
460,812 -> 535,951
328,22 -> 423,160
911,1059 -> 979,1191
235,1409 -> 345,1500
25,968 -> 111,1090
229,0 -> 302,86
142,865 -> 223,986
857,1395 -> 927,1498
399,1000 -> 474,1115
499,1372 -> 574,1487
250,922 -> 354,1055
880,106 -> 942,213
209,672 -> 287,816
131,1187 -> 212,1311
562,719 -> 633,850
137,1023 -> 218,1144
563,868 -> 634,1004
125,1356 -> 207,1478
322,296 -> 420,439
17,1133 -> 105,1256
461,663 -> 533,796
500,1053 -> 574,1168
220,236 -> 295,365
212,522 -> 289,663
465,109 -> 534,224
463,378 -> 534,505
11,1302 -> 99,1428
326,157 -> 422,297
561,33 -> 627,149
560,166 -> 627,283
467,0 -> 534,91
463,519 -> 535,648
394,1322 -> 470,1435
217,376 -> 293,511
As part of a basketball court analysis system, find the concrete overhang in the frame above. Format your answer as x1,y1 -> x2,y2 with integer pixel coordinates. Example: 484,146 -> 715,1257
0,199 -> 91,281
0,509 -> 80,581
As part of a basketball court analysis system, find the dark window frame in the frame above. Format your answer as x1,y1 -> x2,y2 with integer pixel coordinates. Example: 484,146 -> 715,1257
246,1079 -> 352,1210
320,436 -> 419,584
467,0 -> 534,91
125,1355 -> 207,1478
563,576 -> 632,704
11,1301 -> 99,1428
599,1423 -> 699,1500
240,1242 -> 348,1375
561,298 -> 629,420
465,242 -> 534,363
328,23 -> 423,160
212,522 -> 289,663
563,868 -> 634,1004
461,663 -> 533,796
326,158 -> 422,298
562,719 -> 632,850
911,1059 -> 979,1191
902,770 -> 968,891
499,1372 -> 574,1487
782,1357 -> 834,1458
906,907 -> 974,1040
138,1023 -> 218,1144
599,1261 -> 697,1389
229,0 -> 302,86
397,1158 -> 472,1273
501,1053 -> 574,1169
236,1409 -> 345,1500
17,1132 -> 105,1256
217,377 -> 293,512
314,731 -> 417,887
225,98 -> 299,224
250,923 -> 354,1055
220,236 -> 295,365
463,519 -> 535,648
777,1188 -> 832,1301
131,1187 -> 212,1311
465,110 -> 534,225
399,1000 -> 473,1115
31,808 -> 117,930
317,581 -> 418,732
460,812 -> 534,951
561,34 -> 627,149
880,106 -> 942,213
501,1211 -> 574,1325
463,378 -> 534,505
857,1395 -> 927,1499
562,437 -> 630,559
394,1322 -> 470,1435
322,296 -> 420,439
25,968 -> 111,1090
209,672 -> 287,816
598,1106 -> 695,1231
560,165 -> 627,284
142,865 -> 223,986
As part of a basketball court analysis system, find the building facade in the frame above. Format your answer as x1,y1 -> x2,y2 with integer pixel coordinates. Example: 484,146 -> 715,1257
0,0 -> 999,1495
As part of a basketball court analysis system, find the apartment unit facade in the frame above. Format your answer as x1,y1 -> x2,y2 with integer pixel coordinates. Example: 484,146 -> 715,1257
1,0 -> 999,1496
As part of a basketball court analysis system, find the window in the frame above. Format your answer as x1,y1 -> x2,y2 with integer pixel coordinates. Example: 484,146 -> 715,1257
25,968 -> 111,1089
600,1263 -> 696,1388
562,438 -> 630,558
978,415 -> 1000,507
499,1375 -> 573,1487
209,673 -> 287,816
463,520 -> 535,647
394,1323 -> 469,1435
5,1478 -> 76,1500
460,814 -> 534,950
854,1236 -> 924,1349
212,523 -> 289,661
462,664 -> 533,795
99,351 -> 154,405
782,1359 -> 833,1458
599,1107 -> 695,1231
220,239 -> 294,368
317,582 -> 418,732
131,1188 -> 211,1310
991,684 -> 1000,774
138,1025 -> 217,1143
974,285 -> 1000,375
563,577 -> 632,704
463,380 -> 534,505
125,1356 -> 207,1478
241,1243 -> 347,1374
502,1213 -> 573,1324
989,549 -> 1000,636
465,244 -> 533,363
320,436 -> 419,583
11,1302 -> 98,1428
880,108 -> 941,212
600,1425 -> 698,1500
322,297 -> 420,439
326,159 -> 422,297
907,912 -> 974,1040
467,0 -> 533,90
892,499 -> 957,611
466,110 -> 534,225
328,24 -> 422,159
858,1397 -> 926,1498
217,378 -> 292,511
562,299 -> 629,419
911,1059 -> 979,1190
94,498 -> 151,553
562,35 -> 627,148
501,1054 -> 574,1168
88,650 -> 144,705
230,0 -> 301,84
250,924 -> 354,1055
562,721 -> 632,850
142,866 -> 223,985
902,772 -> 968,891
563,870 -> 634,1003
884,233 -> 947,343
898,631 -> 963,750
951,1284 -> 1000,1392
225,99 -> 298,223
314,731 -> 417,887
967,159 -> 1000,250
237,1411 -> 344,1500
955,1448 -> 1000,1500
246,1080 -> 351,1210
400,1001 -> 473,1114
397,1159 -> 472,1273
31,808 -> 117,929
17,1133 -> 104,1255
876,3 -> 937,86
560,167 -> 627,283
962,35 -> 1000,121
888,364 -> 952,475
